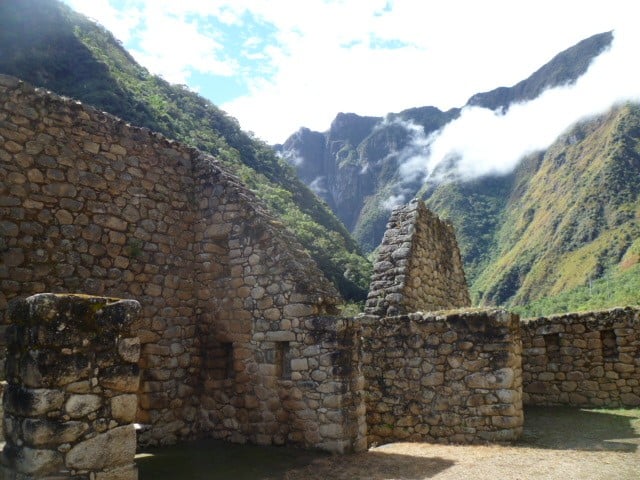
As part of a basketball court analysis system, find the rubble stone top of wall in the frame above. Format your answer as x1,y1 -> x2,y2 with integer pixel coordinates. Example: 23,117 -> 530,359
522,306 -> 640,328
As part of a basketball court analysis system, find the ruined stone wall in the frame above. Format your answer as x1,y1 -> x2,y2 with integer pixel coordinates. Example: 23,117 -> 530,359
361,309 -> 523,446
522,307 -> 640,407
365,199 -> 470,316
0,75 -> 364,452
1,294 -> 141,480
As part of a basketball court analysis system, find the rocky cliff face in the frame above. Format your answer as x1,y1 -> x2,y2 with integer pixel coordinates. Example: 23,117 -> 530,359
277,32 -> 614,254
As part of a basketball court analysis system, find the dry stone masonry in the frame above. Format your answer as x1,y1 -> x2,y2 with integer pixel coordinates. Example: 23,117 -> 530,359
521,307 -> 640,407
6,72 -> 638,466
365,199 -> 470,316
0,293 -> 141,480
361,309 -> 523,445
0,74 -> 365,452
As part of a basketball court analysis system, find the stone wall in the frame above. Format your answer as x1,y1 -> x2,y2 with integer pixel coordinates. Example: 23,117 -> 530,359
1,294 -> 141,480
0,75 -> 366,452
361,309 -> 523,446
365,199 -> 470,316
522,307 -> 640,407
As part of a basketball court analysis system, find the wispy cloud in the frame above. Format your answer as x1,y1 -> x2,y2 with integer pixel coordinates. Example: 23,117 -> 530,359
397,26 -> 640,183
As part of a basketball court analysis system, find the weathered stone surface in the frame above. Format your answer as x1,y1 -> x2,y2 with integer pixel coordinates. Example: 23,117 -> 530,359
65,394 -> 102,418
95,464 -> 139,480
1,293 -> 142,478
3,386 -> 65,417
521,307 -> 640,408
65,425 -> 136,470
365,199 -> 470,316
5,445 -> 64,475
22,419 -> 89,447
117,338 -> 141,363
111,395 -> 138,423
362,309 -> 522,446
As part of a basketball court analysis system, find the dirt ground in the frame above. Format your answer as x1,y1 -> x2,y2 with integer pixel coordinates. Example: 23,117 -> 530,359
137,407 -> 640,480
283,407 -> 640,480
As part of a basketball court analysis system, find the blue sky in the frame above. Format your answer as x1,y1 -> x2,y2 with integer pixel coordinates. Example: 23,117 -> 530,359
61,0 -> 637,144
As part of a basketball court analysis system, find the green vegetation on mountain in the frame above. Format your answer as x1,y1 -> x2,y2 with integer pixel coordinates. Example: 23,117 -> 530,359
0,0 -> 371,300
415,105 -> 640,312
471,104 -> 640,307
281,28 -> 638,314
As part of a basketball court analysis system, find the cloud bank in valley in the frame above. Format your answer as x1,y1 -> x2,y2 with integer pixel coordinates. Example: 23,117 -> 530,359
395,27 -> 640,186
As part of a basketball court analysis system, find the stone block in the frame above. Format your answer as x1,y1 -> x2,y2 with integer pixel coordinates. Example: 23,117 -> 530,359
3,386 -> 64,417
117,338 -> 141,363
65,394 -> 102,418
22,419 -> 89,447
96,464 -> 138,480
65,425 -> 136,470
111,395 -> 138,423
3,445 -> 64,476
283,304 -> 316,318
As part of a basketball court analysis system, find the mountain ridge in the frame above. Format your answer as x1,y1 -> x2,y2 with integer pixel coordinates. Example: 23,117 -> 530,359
277,30 -> 640,310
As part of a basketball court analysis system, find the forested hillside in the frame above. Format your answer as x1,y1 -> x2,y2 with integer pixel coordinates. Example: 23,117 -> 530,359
0,0 -> 371,301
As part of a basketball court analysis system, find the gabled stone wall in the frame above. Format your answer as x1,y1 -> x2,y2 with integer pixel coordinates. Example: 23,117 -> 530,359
361,309 -> 523,445
365,199 -> 470,316
0,75 -> 367,452
521,307 -> 640,407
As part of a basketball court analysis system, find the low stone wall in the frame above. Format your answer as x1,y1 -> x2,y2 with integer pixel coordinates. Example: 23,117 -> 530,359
1,294 -> 141,480
365,199 -> 470,316
361,309 -> 523,446
522,307 -> 640,407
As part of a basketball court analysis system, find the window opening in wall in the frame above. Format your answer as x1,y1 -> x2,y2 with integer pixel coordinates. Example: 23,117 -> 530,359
275,341 -> 291,380
223,342 -> 235,379
543,333 -> 561,363
601,329 -> 618,360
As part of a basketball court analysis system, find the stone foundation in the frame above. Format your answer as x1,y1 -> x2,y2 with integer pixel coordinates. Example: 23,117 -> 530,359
522,307 -> 640,407
361,309 -> 523,445
0,294 -> 141,480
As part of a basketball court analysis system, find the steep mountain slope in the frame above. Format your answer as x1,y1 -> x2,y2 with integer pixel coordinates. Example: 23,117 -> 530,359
278,32 -> 613,254
0,0 -> 371,300
277,106 -> 460,251
424,104 -> 640,308
473,104 -> 640,306
277,31 -> 640,310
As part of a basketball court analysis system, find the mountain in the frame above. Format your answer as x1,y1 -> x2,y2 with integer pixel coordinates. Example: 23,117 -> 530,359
277,31 -> 614,252
278,31 -> 640,311
466,31 -> 613,111
0,0 -> 371,301
428,104 -> 640,308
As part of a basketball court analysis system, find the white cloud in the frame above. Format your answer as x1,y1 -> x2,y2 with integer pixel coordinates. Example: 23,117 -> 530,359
61,0 -> 638,144
381,194 -> 406,211
408,26 -> 640,183
309,176 -> 327,196
128,12 -> 237,84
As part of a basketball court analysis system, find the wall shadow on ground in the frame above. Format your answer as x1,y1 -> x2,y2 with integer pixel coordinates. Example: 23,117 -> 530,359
136,438 -> 325,480
136,439 -> 455,480
520,406 -> 640,452
284,451 -> 454,480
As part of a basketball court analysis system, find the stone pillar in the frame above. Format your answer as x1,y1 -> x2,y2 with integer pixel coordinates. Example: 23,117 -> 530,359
0,293 -> 141,480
